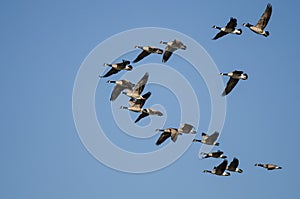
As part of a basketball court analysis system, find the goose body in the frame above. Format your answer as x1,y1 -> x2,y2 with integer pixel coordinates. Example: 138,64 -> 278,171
120,92 -> 151,113
255,163 -> 282,170
220,70 -> 248,96
100,60 -> 133,78
212,17 -> 242,40
193,131 -> 220,146
160,39 -> 186,63
106,79 -> 135,101
202,150 -> 227,159
133,46 -> 163,63
134,108 -> 163,123
243,4 -> 272,37
226,158 -> 243,173
203,159 -> 230,176
123,72 -> 149,100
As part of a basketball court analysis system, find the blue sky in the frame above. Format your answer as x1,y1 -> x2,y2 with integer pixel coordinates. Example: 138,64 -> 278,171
1,0 -> 299,198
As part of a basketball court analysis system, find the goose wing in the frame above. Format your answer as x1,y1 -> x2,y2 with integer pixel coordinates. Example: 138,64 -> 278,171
228,158 -> 239,170
222,78 -> 240,96
255,3 -> 272,30
216,160 -> 228,173
212,31 -> 228,40
133,50 -> 151,63
132,72 -> 149,95
110,80 -> 134,101
156,132 -> 171,145
134,91 -> 151,108
179,123 -> 196,134
134,112 -> 149,123
110,84 -> 124,101
171,129 -> 179,143
206,131 -> 219,144
162,50 -> 174,63
101,68 -> 120,78
148,109 -> 163,116
226,17 -> 237,29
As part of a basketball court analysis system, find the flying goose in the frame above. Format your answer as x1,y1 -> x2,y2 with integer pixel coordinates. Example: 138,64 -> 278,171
133,45 -> 163,63
243,3 -> 272,37
122,72 -> 149,100
155,128 -> 180,145
156,123 -> 196,145
120,92 -> 151,113
193,131 -> 220,146
226,158 -> 243,173
203,159 -> 230,176
160,39 -> 186,63
100,60 -> 133,78
254,163 -> 282,170
220,70 -> 248,96
134,108 -> 163,123
106,79 -> 135,101
201,150 -> 227,159
212,17 -> 242,40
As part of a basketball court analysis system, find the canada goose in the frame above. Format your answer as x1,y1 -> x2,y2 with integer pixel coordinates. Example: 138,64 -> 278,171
120,92 -> 151,113
212,17 -> 242,40
155,123 -> 196,145
100,60 -> 133,78
220,70 -> 248,96
243,3 -> 272,37
254,163 -> 282,170
122,72 -> 149,100
134,108 -> 163,123
106,79 -> 135,101
133,46 -> 163,63
203,159 -> 230,176
178,123 -> 197,134
226,158 -> 243,173
160,39 -> 186,63
193,131 -> 220,146
201,150 -> 227,159
155,128 -> 180,145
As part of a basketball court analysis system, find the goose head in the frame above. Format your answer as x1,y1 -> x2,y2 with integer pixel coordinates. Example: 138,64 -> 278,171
242,23 -> 251,28
125,65 -> 133,71
160,41 -> 168,45
241,73 -> 248,80
263,31 -> 270,37
134,45 -> 142,49
106,80 -> 116,84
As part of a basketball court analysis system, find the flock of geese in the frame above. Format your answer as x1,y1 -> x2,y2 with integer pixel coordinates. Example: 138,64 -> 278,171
99,3 -> 282,176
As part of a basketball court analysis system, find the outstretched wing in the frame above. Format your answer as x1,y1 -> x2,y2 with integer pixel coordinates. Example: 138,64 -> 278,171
162,50 -> 173,63
134,112 -> 149,123
100,68 -> 120,78
134,92 -> 151,108
110,85 -> 124,101
133,50 -> 151,63
212,31 -> 228,40
133,72 -> 149,95
179,123 -> 196,134
226,17 -> 237,29
222,78 -> 240,96
255,3 -> 272,30
206,131 -> 219,144
216,160 -> 228,173
228,158 -> 239,170
156,132 -> 171,145
148,109 -> 163,116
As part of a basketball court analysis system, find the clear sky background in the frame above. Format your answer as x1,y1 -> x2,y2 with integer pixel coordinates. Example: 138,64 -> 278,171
1,0 -> 299,198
